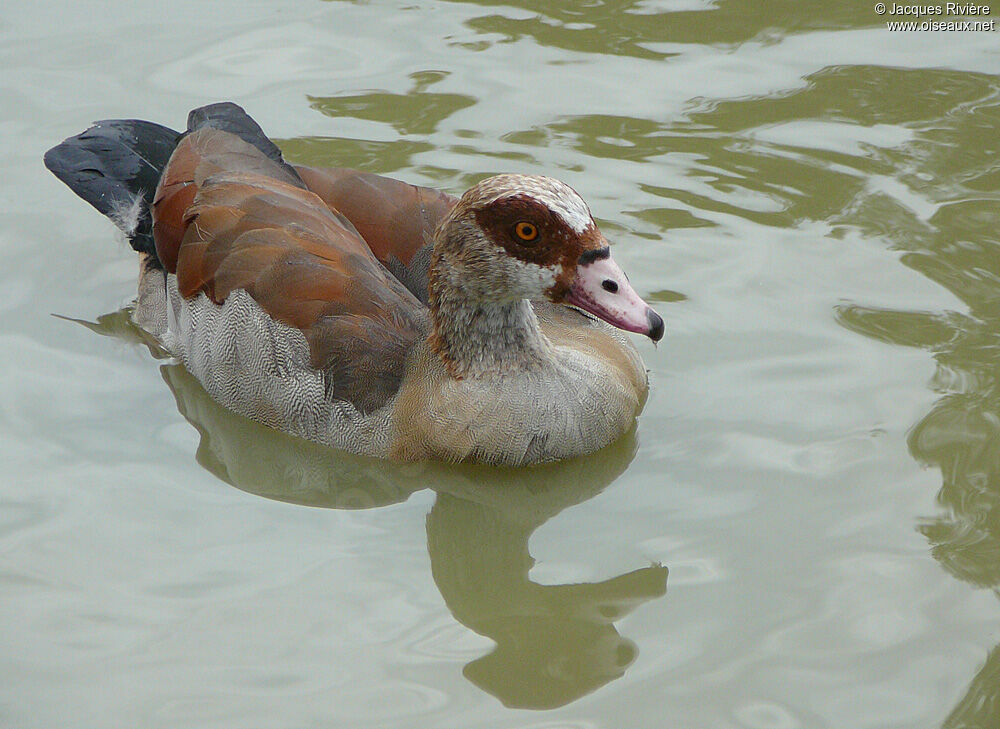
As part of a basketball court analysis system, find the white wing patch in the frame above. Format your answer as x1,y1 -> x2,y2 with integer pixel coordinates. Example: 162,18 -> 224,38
108,191 -> 145,237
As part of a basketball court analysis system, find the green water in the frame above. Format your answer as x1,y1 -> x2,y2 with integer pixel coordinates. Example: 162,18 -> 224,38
1,0 -> 999,726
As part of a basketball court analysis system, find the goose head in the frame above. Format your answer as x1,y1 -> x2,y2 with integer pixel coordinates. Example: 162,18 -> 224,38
432,174 -> 664,341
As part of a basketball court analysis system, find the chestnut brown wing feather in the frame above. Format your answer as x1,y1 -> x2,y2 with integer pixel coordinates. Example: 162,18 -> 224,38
295,165 -> 457,304
152,129 -> 429,413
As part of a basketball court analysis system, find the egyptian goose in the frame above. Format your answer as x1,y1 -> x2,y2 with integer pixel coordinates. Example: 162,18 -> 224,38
45,103 -> 663,466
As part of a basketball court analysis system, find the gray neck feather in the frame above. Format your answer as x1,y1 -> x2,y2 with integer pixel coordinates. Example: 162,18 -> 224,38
429,254 -> 555,379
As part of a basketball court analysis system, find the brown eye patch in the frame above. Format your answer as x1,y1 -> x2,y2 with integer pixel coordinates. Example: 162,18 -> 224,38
472,191 -> 607,301
464,183 -> 610,303
473,194 -> 569,266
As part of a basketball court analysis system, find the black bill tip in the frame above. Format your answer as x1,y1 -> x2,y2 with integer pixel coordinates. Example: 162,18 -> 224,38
646,309 -> 664,342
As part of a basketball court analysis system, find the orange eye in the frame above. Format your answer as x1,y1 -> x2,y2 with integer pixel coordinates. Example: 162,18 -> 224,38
514,221 -> 538,242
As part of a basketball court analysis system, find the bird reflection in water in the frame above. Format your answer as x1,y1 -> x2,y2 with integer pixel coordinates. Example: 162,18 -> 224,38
77,306 -> 667,710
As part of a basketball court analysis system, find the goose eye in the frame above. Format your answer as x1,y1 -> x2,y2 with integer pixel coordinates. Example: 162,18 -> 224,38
514,221 -> 539,243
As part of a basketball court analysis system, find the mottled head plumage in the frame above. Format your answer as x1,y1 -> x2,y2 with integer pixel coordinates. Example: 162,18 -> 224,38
459,174 -> 594,234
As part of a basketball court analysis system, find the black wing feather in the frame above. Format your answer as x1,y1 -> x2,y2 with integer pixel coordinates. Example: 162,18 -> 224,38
185,102 -> 305,188
44,119 -> 181,265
